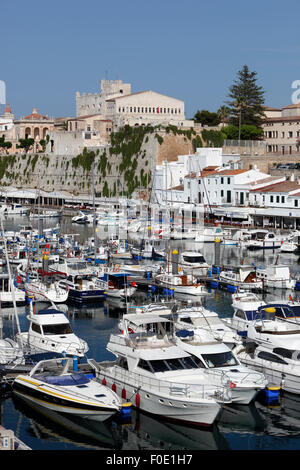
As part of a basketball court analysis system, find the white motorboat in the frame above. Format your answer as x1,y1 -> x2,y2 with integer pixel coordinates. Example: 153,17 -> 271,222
25,279 -> 69,303
174,305 -> 242,350
100,272 -> 136,299
280,231 -> 300,253
246,309 -> 300,350
0,273 -> 25,306
155,272 -> 208,296
0,203 -> 29,215
16,305 -> 89,357
218,265 -> 263,291
225,292 -> 300,337
245,229 -> 288,250
195,225 -> 224,243
180,251 -> 209,276
72,211 -> 92,224
93,313 -> 232,426
50,258 -> 106,303
12,357 -> 123,421
175,332 -> 267,405
256,264 -> 296,289
223,229 -> 251,246
236,342 -> 300,395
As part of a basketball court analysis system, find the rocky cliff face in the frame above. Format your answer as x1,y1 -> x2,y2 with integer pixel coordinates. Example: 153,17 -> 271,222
0,125 -> 197,196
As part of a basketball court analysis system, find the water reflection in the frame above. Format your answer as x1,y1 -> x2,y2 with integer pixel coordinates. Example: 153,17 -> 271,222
10,395 -> 229,451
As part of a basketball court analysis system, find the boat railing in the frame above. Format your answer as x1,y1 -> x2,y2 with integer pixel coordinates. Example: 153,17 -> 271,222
204,368 -> 266,386
97,362 -> 228,400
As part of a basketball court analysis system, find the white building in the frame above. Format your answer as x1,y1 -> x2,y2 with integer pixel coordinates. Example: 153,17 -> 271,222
153,148 -> 242,205
76,79 -> 193,129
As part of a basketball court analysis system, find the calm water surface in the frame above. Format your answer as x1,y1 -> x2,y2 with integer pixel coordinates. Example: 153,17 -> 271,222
1,215 -> 300,451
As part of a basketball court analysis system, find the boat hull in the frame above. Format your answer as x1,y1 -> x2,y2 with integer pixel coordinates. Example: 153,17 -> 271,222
97,371 -> 221,427
13,379 -> 119,421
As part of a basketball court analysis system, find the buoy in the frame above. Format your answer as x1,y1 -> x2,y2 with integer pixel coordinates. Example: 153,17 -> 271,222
136,393 -> 141,407
112,383 -> 116,392
102,378 -> 107,386
121,388 -> 126,399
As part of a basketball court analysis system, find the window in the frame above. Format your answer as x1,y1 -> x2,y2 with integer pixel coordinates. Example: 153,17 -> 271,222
201,351 -> 238,368
235,309 -> 246,320
227,177 -> 231,184
295,199 -> 298,207
281,196 -> 285,203
276,196 -> 280,203
221,177 -> 224,184
270,195 -> 274,203
138,359 -> 152,372
32,323 -> 42,334
257,351 -> 288,364
43,323 -> 73,335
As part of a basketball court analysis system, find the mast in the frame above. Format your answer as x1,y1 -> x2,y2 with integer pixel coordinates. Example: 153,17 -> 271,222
0,218 -> 22,338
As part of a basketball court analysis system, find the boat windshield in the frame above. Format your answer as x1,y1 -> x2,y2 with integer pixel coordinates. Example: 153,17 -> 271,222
199,351 -> 238,368
42,323 -> 73,335
182,255 -> 206,264
139,355 -> 200,373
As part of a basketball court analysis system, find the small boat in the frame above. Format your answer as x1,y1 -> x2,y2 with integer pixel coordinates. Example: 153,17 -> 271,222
195,225 -> 224,243
245,229 -> 288,250
218,265 -> 263,291
12,357 -> 123,421
155,272 -> 208,296
174,305 -> 242,350
236,342 -> 300,395
256,264 -> 296,290
25,279 -> 69,303
246,308 -> 300,350
101,272 -> 137,299
16,305 -> 89,357
280,231 -> 300,253
180,251 -> 209,276
226,292 -> 300,335
0,273 -> 25,306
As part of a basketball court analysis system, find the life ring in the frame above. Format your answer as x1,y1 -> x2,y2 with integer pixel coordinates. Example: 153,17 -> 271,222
229,381 -> 236,389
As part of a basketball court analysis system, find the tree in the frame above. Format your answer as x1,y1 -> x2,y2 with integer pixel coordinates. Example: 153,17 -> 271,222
222,123 -> 264,140
17,138 -> 35,153
226,65 -> 265,128
193,109 -> 221,126
0,136 -> 12,154
217,105 -> 231,126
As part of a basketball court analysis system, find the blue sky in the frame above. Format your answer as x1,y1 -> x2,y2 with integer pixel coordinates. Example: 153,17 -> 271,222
1,0 -> 300,119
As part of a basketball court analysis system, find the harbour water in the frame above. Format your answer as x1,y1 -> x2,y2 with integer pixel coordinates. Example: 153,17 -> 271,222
2,215 -> 300,451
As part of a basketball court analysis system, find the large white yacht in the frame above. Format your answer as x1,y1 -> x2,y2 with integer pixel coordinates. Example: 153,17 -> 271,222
175,332 -> 267,405
93,313 -> 232,427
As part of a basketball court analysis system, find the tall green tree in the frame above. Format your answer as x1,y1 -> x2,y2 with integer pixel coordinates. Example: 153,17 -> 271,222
226,65 -> 265,128
193,109 -> 221,126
